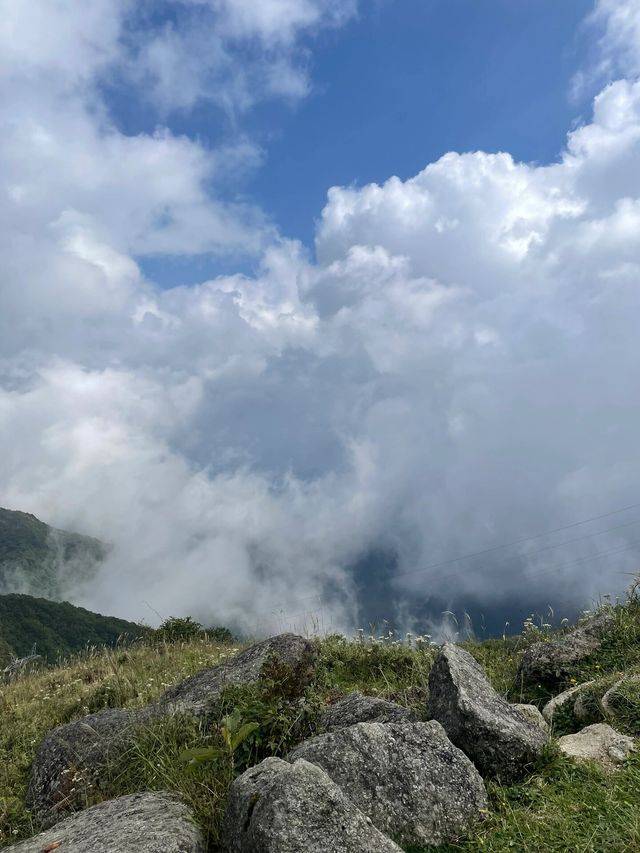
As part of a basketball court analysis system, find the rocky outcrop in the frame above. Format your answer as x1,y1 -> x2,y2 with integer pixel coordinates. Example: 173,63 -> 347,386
428,644 -> 547,784
288,721 -> 488,847
27,633 -> 316,827
517,611 -> 615,689
155,633 -> 317,718
321,692 -> 415,731
558,723 -> 634,770
7,792 -> 204,853
512,703 -> 549,731
26,708 -> 155,827
222,757 -> 403,853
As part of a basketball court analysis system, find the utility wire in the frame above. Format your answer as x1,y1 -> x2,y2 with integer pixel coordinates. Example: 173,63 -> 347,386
392,502 -> 640,583
256,537 -> 640,630
243,500 -> 640,619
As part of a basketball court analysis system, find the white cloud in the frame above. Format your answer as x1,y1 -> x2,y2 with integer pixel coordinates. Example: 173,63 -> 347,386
571,0 -> 640,99
128,0 -> 358,112
2,1 -> 640,635
593,0 -> 640,79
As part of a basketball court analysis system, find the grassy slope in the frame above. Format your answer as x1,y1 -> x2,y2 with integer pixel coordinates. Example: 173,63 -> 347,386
0,507 -> 106,599
0,594 -> 152,664
2,599 -> 640,851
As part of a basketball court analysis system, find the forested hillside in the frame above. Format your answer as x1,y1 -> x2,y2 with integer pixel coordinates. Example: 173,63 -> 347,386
0,594 -> 150,664
0,507 -> 107,599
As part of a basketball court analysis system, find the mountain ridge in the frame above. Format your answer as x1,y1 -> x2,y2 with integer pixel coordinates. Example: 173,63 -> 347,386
0,593 -> 151,665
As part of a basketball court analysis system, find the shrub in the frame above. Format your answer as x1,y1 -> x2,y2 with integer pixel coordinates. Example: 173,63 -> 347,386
156,616 -> 204,643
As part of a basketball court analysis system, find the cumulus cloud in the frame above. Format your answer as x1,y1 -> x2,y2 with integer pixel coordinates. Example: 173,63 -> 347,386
2,0 -> 640,636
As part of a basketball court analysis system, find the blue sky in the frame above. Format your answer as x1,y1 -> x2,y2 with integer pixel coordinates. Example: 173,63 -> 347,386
130,0 -> 594,285
250,0 -> 594,244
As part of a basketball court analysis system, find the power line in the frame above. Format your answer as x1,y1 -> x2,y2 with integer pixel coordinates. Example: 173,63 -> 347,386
256,537 -> 640,630
243,500 -> 640,619
391,501 -> 640,583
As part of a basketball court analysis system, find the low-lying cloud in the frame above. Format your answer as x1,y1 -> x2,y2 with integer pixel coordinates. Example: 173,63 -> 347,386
1,0 -> 640,636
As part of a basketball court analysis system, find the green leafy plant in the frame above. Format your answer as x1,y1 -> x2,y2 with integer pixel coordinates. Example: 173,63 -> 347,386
179,709 -> 259,775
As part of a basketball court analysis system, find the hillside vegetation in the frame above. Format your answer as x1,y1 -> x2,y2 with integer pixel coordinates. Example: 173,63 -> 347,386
0,508 -> 106,599
2,595 -> 640,851
0,594 -> 151,665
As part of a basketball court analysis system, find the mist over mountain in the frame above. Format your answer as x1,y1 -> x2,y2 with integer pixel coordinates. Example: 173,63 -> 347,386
0,507 -> 107,600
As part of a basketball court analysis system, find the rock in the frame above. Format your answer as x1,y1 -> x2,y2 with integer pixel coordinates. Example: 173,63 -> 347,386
288,721 -> 487,847
26,707 -> 154,827
573,685 -> 604,724
558,723 -> 634,770
542,681 -> 597,725
428,643 -> 547,784
516,610 -> 615,689
28,634 -> 316,827
512,704 -> 549,731
155,633 -> 317,718
222,756 -> 402,853
601,675 -> 640,716
7,792 -> 205,853
321,692 -> 415,731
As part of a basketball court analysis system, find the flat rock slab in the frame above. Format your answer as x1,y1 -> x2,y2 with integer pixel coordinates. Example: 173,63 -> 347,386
223,757 -> 402,853
321,692 -> 415,731
28,633 -> 316,827
155,633 -> 317,718
428,644 -> 547,784
288,721 -> 488,847
517,611 -> 615,689
558,723 -> 635,770
6,792 -> 204,853
26,707 -> 155,828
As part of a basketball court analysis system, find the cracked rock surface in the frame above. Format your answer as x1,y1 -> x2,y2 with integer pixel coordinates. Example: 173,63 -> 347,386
222,757 -> 403,853
288,720 -> 488,847
7,792 -> 205,853
321,692 -> 415,731
428,643 -> 547,784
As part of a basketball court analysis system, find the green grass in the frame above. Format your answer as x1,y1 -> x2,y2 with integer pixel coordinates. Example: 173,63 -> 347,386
417,747 -> 640,852
2,596 -> 640,851
0,637 -> 239,845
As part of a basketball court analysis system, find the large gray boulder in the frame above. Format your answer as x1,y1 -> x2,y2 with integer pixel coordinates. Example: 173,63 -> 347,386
288,721 -> 488,847
155,633 -> 317,718
27,634 -> 316,827
321,692 -> 415,731
7,792 -> 204,853
222,757 -> 402,853
558,723 -> 634,770
428,644 -> 547,784
26,708 -> 155,827
516,610 -> 615,689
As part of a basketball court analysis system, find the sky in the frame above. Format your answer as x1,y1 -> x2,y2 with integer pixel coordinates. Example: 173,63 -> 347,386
1,0 -> 640,637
